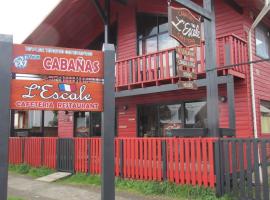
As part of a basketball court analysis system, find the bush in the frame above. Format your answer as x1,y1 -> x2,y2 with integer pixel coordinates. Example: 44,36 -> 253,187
9,164 -> 54,177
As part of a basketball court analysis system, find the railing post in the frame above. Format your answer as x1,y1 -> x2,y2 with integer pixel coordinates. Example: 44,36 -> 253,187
119,139 -> 124,178
162,140 -> 167,181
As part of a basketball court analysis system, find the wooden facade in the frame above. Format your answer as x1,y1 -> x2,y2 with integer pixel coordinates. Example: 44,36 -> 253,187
22,0 -> 270,138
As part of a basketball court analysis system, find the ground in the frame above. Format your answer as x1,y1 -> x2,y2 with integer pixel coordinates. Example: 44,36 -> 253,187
8,173 -> 179,200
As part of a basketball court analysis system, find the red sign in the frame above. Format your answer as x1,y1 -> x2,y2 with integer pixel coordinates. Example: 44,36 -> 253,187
11,44 -> 104,78
10,80 -> 103,111
168,7 -> 201,47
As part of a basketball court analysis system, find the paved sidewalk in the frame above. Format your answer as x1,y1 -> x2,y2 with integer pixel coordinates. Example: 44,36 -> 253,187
8,173 -> 169,200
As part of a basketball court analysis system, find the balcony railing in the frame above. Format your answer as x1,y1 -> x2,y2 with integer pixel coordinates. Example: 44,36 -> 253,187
115,34 -> 248,90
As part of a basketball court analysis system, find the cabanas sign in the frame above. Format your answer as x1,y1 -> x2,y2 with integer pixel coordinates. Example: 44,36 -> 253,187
168,7 -> 201,47
11,44 -> 103,78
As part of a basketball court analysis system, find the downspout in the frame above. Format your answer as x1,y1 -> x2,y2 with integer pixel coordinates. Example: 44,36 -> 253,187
248,0 -> 270,140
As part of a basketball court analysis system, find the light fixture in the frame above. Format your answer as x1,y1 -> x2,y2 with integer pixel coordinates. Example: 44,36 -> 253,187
123,105 -> 128,111
219,96 -> 227,103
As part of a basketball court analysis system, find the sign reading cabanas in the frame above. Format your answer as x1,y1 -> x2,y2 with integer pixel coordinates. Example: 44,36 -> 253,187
10,80 -> 103,111
12,44 -> 103,78
168,7 -> 201,47
11,44 -> 104,112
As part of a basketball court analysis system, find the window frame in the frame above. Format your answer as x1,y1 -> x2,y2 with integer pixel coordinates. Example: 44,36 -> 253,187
136,13 -> 171,56
255,23 -> 270,60
260,99 -> 270,135
137,99 -> 206,137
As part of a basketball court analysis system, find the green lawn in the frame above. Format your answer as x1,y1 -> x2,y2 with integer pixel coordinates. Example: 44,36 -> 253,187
8,197 -> 24,200
9,164 -> 232,200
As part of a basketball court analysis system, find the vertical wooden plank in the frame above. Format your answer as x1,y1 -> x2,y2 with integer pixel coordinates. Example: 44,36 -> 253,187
261,141 -> 269,200
174,139 -> 179,184
131,138 -> 135,178
148,139 -> 152,180
224,140 -> 231,193
238,140 -> 245,198
231,140 -> 238,194
202,139 -> 208,187
208,139 -> 215,188
153,139 -> 157,181
160,53 -> 164,79
140,139 -> 143,180
157,139 -> 162,181
253,140 -> 261,200
165,51 -> 170,78
191,139 -> 196,186
196,139 -> 202,186
246,140 -> 253,199
143,56 -> 146,82
180,139 -> 185,184
144,139 -> 148,179
135,139 -> 139,179
185,139 -> 191,185
169,138 -> 174,182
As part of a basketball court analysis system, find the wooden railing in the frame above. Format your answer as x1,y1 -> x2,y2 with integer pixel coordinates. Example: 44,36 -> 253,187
115,34 -> 248,90
9,137 -> 216,188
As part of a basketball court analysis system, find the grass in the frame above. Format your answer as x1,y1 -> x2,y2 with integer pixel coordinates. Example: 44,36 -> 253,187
59,173 -> 232,200
8,165 -> 232,200
9,164 -> 55,178
8,197 -> 24,200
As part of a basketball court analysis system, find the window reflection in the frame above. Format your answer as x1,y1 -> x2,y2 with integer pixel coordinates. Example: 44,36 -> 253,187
185,101 -> 207,128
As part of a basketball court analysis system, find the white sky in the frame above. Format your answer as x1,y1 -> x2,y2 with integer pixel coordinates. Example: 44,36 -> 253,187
0,0 -> 61,44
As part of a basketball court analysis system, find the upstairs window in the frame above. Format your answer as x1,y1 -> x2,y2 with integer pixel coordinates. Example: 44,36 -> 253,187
255,23 -> 270,59
137,14 -> 179,55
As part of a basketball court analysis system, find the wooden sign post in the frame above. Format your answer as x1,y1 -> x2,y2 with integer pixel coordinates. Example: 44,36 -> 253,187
0,34 -> 12,200
0,40 -> 108,200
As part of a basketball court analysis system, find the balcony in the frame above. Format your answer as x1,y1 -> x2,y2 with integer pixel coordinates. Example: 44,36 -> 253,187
115,34 -> 248,91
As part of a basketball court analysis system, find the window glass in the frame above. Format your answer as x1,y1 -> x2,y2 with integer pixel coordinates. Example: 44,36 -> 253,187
145,36 -> 158,54
91,112 -> 101,137
260,100 -> 270,134
137,14 -> 179,55
158,32 -> 179,51
138,105 -> 158,137
256,23 -> 270,59
185,101 -> 207,128
159,104 -> 182,136
75,112 -> 90,137
44,111 -> 58,127
158,17 -> 168,33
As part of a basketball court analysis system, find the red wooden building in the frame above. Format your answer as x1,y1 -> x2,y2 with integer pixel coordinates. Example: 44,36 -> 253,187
11,0 -> 270,139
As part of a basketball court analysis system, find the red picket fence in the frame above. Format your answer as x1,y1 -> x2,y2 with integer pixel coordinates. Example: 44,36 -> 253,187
8,137 -> 216,188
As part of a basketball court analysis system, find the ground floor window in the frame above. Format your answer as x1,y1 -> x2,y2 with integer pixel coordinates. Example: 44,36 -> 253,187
74,112 -> 101,137
260,100 -> 270,134
13,110 -> 58,137
138,101 -> 206,137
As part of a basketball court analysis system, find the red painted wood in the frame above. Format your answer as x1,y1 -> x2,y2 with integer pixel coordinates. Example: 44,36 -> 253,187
208,138 -> 215,188
157,139 -> 162,181
179,139 -> 185,184
202,139 -> 208,187
174,139 -> 179,184
191,139 -> 196,185
43,138 -> 57,169
196,139 -> 202,186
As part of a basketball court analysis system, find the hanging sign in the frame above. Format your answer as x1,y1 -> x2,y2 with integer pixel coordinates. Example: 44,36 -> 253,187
177,81 -> 198,90
10,80 -> 103,111
11,44 -> 103,78
168,7 -> 201,47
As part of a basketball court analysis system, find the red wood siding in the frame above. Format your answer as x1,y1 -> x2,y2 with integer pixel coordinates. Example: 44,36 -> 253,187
117,3 -> 137,60
58,111 -> 74,138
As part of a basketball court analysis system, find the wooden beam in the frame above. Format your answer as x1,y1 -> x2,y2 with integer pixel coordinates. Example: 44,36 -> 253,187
90,0 -> 106,24
173,0 -> 212,20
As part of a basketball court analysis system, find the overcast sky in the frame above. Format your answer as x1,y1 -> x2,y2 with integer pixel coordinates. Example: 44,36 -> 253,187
0,0 -> 61,43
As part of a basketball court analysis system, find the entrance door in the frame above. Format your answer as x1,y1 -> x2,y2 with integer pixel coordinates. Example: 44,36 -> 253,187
57,138 -> 74,173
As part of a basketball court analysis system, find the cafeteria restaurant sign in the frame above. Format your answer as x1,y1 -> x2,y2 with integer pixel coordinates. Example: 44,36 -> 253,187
168,7 -> 201,47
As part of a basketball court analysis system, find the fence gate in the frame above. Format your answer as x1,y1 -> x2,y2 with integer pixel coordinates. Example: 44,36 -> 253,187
216,138 -> 270,200
57,138 -> 74,173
